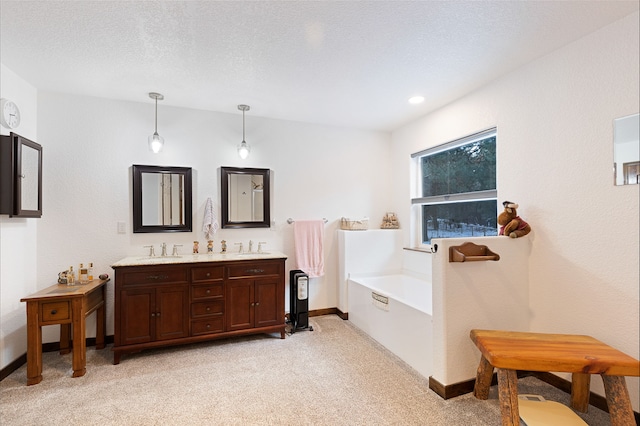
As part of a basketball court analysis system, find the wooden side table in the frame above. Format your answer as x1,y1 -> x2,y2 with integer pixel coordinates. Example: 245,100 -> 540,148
470,329 -> 640,426
20,278 -> 108,385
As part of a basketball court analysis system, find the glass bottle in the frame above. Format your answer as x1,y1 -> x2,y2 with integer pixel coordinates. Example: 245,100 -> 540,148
67,266 -> 76,285
79,263 -> 88,283
88,262 -> 94,281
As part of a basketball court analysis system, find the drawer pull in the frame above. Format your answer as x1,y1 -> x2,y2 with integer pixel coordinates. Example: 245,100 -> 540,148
51,309 -> 57,315
206,307 -> 211,312
206,289 -> 211,294
206,273 -> 210,277
206,324 -> 211,329
151,313 -> 155,317
245,269 -> 265,274
147,274 -> 169,281
255,302 -> 259,306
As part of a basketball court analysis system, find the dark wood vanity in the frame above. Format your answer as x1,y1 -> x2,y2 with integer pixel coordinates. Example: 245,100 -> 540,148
111,253 -> 286,363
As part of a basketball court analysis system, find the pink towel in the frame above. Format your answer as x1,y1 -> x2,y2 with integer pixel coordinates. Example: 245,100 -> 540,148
294,220 -> 325,278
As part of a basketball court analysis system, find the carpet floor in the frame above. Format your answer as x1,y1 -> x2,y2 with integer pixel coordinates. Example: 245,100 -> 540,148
0,315 -> 613,425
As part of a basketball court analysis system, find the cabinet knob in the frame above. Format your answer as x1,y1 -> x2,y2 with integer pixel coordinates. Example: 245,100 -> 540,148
206,307 -> 211,312
206,324 -> 211,329
255,302 -> 259,306
51,309 -> 57,315
206,289 -> 211,294
206,273 -> 210,277
157,312 -> 161,317
151,313 -> 155,317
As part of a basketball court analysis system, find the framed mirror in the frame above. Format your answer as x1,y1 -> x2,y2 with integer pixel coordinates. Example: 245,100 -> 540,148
614,113 -> 639,186
132,164 -> 192,233
221,167 -> 270,228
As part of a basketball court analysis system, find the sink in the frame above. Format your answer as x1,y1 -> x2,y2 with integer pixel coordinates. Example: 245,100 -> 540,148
236,252 -> 271,256
136,255 -> 183,261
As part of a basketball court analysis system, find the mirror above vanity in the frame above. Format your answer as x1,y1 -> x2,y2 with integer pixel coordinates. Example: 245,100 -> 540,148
614,113 -> 639,186
132,164 -> 193,233
221,167 -> 270,228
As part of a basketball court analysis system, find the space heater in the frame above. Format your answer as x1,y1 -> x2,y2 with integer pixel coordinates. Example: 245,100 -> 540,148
289,269 -> 311,333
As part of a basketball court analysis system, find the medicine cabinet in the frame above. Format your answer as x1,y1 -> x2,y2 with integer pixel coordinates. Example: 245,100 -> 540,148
0,132 -> 43,218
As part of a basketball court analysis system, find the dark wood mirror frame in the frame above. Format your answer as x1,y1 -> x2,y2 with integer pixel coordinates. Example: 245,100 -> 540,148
221,167 -> 270,229
132,164 -> 193,233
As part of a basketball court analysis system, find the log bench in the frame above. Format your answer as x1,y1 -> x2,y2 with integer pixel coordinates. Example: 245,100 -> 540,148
470,329 -> 640,426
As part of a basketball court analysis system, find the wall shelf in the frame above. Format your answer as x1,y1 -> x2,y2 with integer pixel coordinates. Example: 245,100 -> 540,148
449,242 -> 500,262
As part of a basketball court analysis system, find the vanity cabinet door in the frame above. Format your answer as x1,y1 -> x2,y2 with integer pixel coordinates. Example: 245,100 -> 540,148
119,287 -> 154,346
118,284 -> 188,345
155,285 -> 189,341
226,276 -> 283,331
254,278 -> 281,328
226,279 -> 253,331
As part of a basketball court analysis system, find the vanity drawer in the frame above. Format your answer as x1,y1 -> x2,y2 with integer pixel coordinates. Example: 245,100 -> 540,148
191,301 -> 224,318
226,262 -> 281,278
191,266 -> 224,283
41,301 -> 70,322
120,267 -> 187,286
191,317 -> 224,335
192,283 -> 224,300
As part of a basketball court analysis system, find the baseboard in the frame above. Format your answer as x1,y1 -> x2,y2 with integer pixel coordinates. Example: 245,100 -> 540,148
429,371 -> 640,423
429,371 -> 531,400
0,335 -> 114,382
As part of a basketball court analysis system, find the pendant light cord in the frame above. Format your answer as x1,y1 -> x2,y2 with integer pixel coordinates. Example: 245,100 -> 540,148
154,97 -> 158,133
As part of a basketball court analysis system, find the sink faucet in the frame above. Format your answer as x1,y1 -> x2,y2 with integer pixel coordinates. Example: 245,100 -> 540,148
248,240 -> 253,253
235,242 -> 244,253
172,244 -> 182,256
258,242 -> 266,253
144,245 -> 156,257
161,242 -> 167,257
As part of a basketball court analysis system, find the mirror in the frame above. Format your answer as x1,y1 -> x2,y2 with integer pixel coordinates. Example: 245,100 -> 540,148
132,164 -> 192,233
614,113 -> 639,185
221,167 -> 270,228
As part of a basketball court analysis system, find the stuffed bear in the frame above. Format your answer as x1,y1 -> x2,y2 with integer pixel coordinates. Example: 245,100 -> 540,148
498,201 -> 531,238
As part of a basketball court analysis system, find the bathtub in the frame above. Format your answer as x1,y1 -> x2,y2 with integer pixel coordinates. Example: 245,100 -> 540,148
347,274 -> 433,379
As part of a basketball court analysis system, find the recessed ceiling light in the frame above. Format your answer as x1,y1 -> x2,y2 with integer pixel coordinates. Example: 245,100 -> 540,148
408,96 -> 425,105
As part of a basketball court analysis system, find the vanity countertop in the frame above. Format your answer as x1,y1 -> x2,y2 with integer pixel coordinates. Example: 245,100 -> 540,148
111,251 -> 288,268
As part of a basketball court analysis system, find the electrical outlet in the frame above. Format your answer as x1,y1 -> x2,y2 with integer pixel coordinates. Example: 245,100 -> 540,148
117,221 -> 126,234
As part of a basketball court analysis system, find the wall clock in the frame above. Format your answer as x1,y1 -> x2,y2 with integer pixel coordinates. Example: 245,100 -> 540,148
0,98 -> 21,129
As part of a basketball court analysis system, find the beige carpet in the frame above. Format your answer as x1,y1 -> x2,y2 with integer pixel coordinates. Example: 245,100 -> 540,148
0,315 -> 612,425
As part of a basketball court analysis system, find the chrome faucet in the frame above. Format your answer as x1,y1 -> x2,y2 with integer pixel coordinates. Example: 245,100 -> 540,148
235,242 -> 244,253
144,245 -> 156,257
172,244 -> 182,256
248,240 -> 253,253
161,242 -> 167,257
258,242 -> 266,253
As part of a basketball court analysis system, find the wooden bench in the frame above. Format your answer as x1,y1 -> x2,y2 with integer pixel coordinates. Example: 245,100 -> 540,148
470,329 -> 640,426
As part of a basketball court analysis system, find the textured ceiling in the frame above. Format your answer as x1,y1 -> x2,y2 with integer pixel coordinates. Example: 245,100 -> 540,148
1,1 -> 638,131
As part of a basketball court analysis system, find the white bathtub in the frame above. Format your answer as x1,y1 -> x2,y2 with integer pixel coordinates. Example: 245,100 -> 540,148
347,274 -> 433,379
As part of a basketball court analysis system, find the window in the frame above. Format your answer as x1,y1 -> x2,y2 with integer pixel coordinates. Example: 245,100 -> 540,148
412,128 -> 497,244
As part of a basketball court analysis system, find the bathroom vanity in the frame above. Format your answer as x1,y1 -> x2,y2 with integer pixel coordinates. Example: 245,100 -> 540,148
111,252 -> 286,363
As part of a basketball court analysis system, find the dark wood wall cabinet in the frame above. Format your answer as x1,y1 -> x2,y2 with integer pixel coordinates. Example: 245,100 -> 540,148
112,256 -> 286,363
0,132 -> 42,217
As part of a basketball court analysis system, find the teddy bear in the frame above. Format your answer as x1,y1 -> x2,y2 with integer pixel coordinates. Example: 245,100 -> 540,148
498,201 -> 531,238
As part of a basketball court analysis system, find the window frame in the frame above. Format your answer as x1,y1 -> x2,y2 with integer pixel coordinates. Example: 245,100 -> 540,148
411,128 -> 497,247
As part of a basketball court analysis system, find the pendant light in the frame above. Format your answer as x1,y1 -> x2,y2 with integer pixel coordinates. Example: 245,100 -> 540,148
148,92 -> 165,153
237,104 -> 251,159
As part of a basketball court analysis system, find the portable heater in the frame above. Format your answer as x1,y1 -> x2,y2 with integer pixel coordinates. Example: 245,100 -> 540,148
289,269 -> 312,333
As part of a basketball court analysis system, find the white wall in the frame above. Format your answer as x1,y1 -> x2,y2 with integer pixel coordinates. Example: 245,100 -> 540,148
391,12 -> 639,408
0,64 -> 38,370
27,91 -> 391,347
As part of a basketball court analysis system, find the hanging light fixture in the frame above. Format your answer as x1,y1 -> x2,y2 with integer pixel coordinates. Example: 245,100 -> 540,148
148,92 -> 165,153
237,104 -> 251,159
